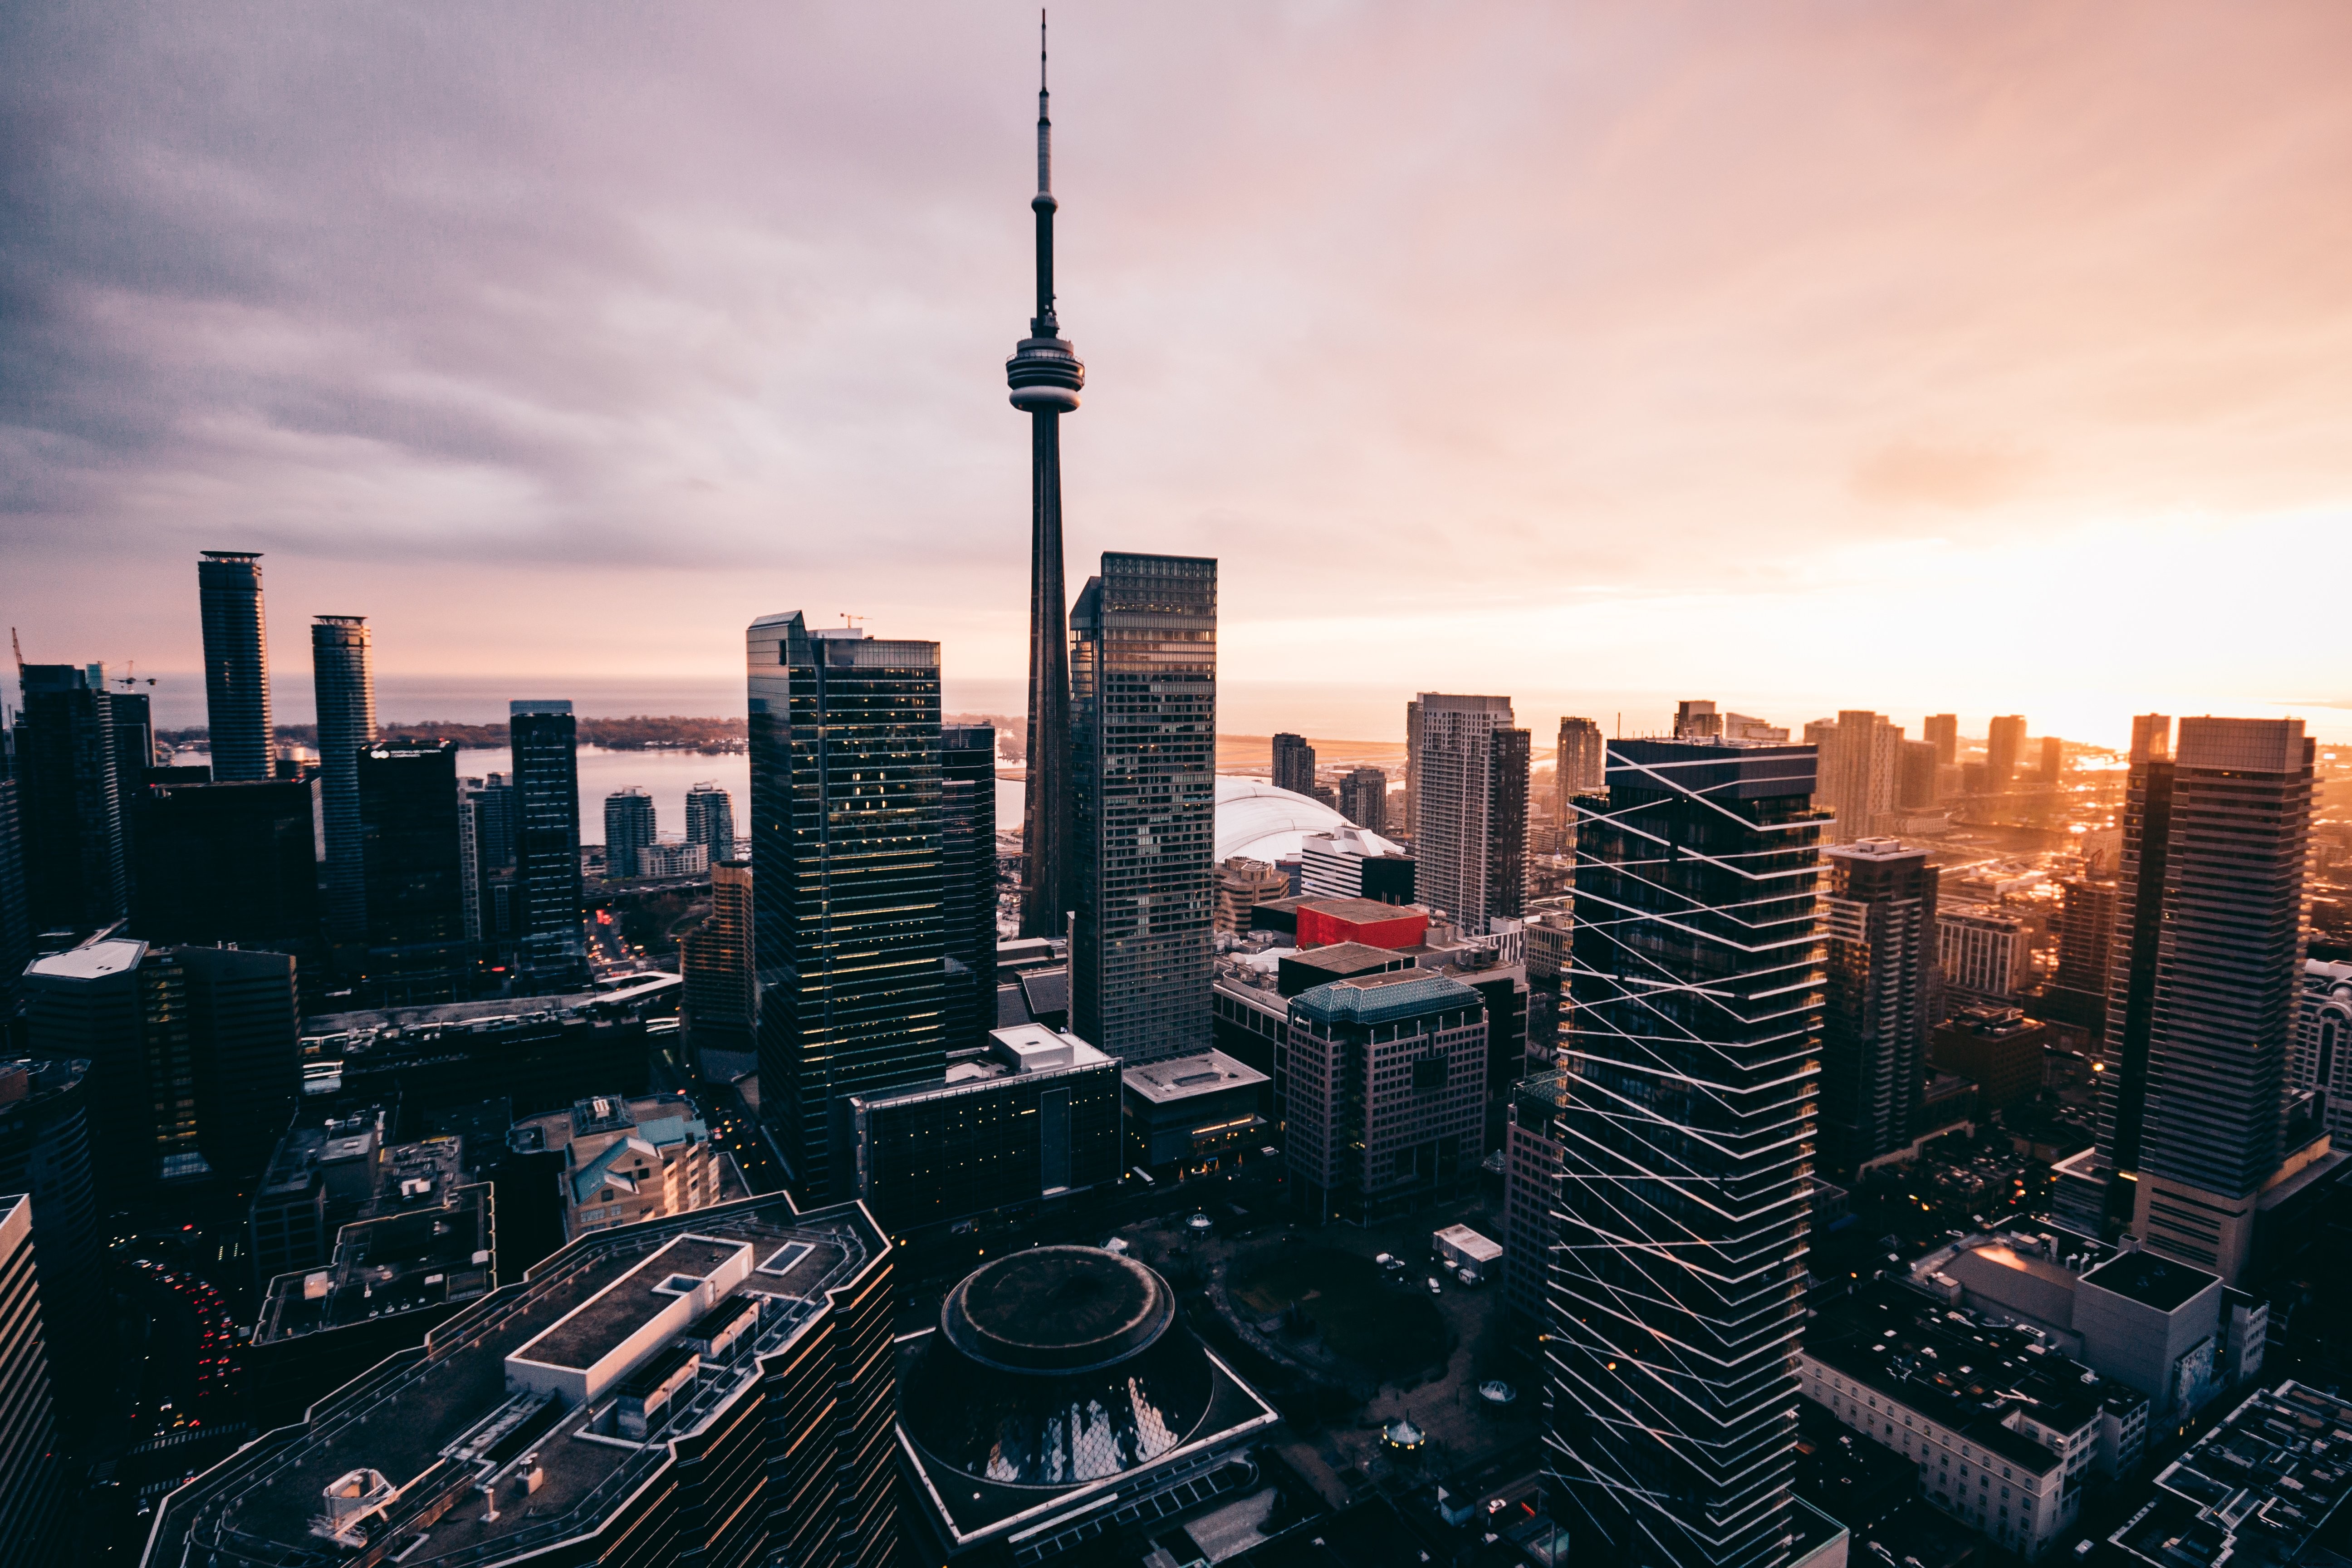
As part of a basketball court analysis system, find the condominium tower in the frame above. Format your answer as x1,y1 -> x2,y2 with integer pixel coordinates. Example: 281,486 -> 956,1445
196,550 -> 273,780
508,701 -> 583,957
1070,553 -> 1217,1063
1410,693 -> 1528,935
941,724 -> 999,1049
310,614 -> 375,943
749,612 -> 945,1200
1547,738 -> 1826,1568
1818,838 -> 1937,1176
1271,733 -> 1316,797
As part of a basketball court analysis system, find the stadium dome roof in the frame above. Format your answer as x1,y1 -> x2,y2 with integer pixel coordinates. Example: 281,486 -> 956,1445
1214,776 -> 1402,865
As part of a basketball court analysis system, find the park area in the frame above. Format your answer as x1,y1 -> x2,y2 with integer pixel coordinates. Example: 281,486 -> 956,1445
1226,1243 -> 1452,1382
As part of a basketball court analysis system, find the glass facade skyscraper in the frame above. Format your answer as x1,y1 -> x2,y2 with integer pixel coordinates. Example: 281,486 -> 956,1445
13,664 -> 125,932
197,551 -> 273,781
1547,738 -> 1825,1568
509,700 -> 583,955
1411,693 -> 1529,935
357,741 -> 467,951
749,612 -> 945,1202
1070,552 -> 1216,1064
940,725 -> 998,1050
310,615 -> 375,944
1818,837 -> 1936,1176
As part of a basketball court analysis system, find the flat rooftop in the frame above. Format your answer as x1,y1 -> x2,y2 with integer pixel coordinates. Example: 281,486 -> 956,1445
25,938 -> 145,983
517,1235 -> 751,1372
2109,1381 -> 2352,1568
1122,1051 -> 1270,1106
2082,1250 -> 2219,1313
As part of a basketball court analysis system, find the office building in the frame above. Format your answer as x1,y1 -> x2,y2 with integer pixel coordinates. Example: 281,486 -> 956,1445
1501,1070 -> 1568,1330
196,550 -> 273,781
941,724 -> 998,1049
462,772 -> 518,941
2126,718 -> 2320,1284
1931,1005 -> 2048,1116
358,740 -> 468,957
1333,765 -> 1386,833
1674,699 -> 1723,740
1121,1047 -> 1269,1172
1285,969 -> 1487,1223
246,1105 -> 500,1426
509,701 -> 584,968
130,776 -> 320,947
1271,732 -> 1316,797
12,663 -> 125,932
2297,958 -> 2352,1148
155,1196 -> 905,1568
749,612 -> 945,1200
511,1092 -> 734,1241
681,860 -> 755,1072
1898,739 -> 1940,810
2045,877 -> 2119,1031
603,786 -> 655,877
1010,55 -> 1083,944
297,994 -> 658,1126
1924,713 -> 1958,766
1809,709 -> 1903,842
1939,903 -> 2031,1001
1299,827 -> 1416,905
1555,718 -> 1604,816
1214,857 -> 1289,936
1549,738 -> 1825,1568
1070,552 -> 1218,1063
1801,1284 -> 2145,1559
683,780 -> 734,862
174,944 -> 299,1184
1986,714 -> 2027,790
1296,896 -> 1429,951
847,1024 -> 1120,1232
312,615 -> 376,942
22,938 -> 206,1192
0,774 -> 26,1012
895,1246 -> 1278,1561
0,1060 -> 101,1411
0,1196 -> 64,1568
1819,838 -> 1937,1176
1411,693 -> 1529,935
1403,696 -> 1422,838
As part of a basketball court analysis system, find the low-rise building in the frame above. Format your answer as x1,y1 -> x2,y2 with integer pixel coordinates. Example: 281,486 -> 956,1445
1215,857 -> 1291,937
1122,1049 -> 1270,1173
1939,904 -> 2032,1002
2106,1382 -> 2352,1568
1931,1005 -> 2048,1116
510,1091 -> 735,1240
1285,969 -> 1486,1224
1296,896 -> 1429,951
846,1024 -> 1120,1233
1800,1284 -> 2149,1560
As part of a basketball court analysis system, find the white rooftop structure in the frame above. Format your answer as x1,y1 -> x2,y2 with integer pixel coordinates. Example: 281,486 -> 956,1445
1215,776 -> 1403,865
25,938 -> 146,983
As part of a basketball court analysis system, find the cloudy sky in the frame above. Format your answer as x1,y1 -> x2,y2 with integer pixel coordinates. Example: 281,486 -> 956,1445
5,2 -> 2350,744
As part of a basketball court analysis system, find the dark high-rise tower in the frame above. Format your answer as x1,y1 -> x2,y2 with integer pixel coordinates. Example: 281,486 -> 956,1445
749,613 -> 945,1201
197,551 -> 273,780
311,615 -> 376,943
1009,20 -> 1085,940
12,663 -> 125,933
940,725 -> 999,1049
1818,837 -> 1937,1176
1270,734 -> 1317,798
509,701 -> 583,962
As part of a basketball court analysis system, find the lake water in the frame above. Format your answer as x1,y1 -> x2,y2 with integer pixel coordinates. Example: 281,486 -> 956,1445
452,747 -> 1025,846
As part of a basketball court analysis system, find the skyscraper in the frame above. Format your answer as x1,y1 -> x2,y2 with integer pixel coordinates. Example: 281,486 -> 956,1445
1548,738 -> 1825,1568
1811,709 -> 1903,842
1070,553 -> 1217,1063
12,663 -> 125,932
1896,738 -> 1939,810
1270,733 -> 1316,797
749,612 -> 945,1200
682,860 -> 755,1071
131,776 -> 321,947
604,786 -> 656,878
1410,693 -> 1528,935
196,550 -> 273,780
310,615 -> 375,943
1337,765 -> 1387,833
0,769 -> 29,1012
0,1195 -> 66,1567
1555,716 -> 1604,813
1818,838 -> 1937,1177
1985,714 -> 2027,790
24,938 -> 206,1194
358,741 -> 468,953
1403,696 -> 1423,840
685,780 -> 735,862
941,725 -> 998,1050
0,1059 -> 100,1431
2038,733 -> 2064,784
509,700 -> 583,960
178,944 -> 299,1186
1009,24 -> 1084,942
1922,713 -> 1958,767
2126,718 -> 2315,1284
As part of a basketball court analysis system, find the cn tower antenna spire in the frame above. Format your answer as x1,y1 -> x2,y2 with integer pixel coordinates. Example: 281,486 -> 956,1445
1008,11 -> 1085,941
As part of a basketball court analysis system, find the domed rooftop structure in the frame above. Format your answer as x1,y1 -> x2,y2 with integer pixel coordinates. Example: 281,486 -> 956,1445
896,1246 -> 1281,1556
1214,777 -> 1402,865
902,1247 -> 1211,1487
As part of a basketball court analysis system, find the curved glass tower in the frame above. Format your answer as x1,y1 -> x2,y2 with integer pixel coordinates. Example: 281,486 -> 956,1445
310,615 -> 375,944
1009,20 -> 1085,939
197,550 -> 273,780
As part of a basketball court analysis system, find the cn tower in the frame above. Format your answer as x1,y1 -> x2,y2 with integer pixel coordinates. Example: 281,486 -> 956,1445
1009,13 -> 1084,940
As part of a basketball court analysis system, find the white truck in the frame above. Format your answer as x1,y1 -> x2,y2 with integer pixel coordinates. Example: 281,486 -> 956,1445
1432,1224 -> 1503,1286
